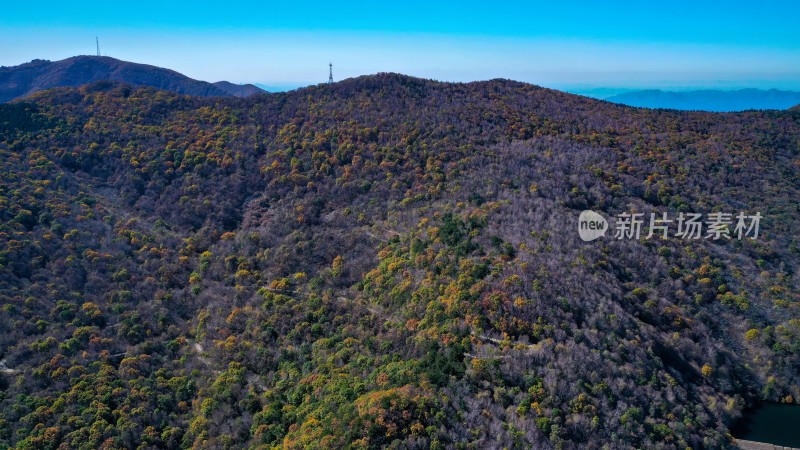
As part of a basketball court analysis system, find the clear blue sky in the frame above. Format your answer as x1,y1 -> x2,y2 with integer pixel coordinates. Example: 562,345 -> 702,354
2,1 -> 799,94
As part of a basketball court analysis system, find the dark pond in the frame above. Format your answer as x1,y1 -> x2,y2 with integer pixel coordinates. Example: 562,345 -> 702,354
731,402 -> 800,447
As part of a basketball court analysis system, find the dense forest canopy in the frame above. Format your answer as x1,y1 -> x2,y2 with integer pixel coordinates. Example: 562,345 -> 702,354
0,74 -> 799,449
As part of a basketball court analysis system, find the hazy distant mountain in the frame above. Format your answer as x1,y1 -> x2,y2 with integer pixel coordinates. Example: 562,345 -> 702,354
0,56 -> 265,102
606,88 -> 800,112
211,80 -> 266,97
255,82 -> 308,92
562,87 -> 637,99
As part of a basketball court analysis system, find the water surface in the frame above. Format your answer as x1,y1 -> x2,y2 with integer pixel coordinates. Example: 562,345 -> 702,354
731,402 -> 800,447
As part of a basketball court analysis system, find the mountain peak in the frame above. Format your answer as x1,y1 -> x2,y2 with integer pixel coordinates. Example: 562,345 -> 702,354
0,56 -> 265,102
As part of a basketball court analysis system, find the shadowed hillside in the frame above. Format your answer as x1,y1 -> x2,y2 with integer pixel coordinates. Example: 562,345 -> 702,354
0,74 -> 798,449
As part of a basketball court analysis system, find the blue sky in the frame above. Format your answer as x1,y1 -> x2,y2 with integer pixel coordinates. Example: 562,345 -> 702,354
2,1 -> 799,94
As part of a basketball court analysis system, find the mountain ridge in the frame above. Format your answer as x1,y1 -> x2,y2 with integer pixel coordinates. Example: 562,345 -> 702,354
0,55 -> 266,102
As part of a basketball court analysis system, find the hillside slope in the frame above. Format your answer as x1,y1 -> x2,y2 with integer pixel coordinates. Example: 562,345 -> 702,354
0,56 -> 265,102
0,75 -> 798,449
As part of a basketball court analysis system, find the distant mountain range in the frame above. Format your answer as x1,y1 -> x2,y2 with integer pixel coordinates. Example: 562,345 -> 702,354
605,88 -> 800,112
0,56 -> 265,102
4,55 -> 799,113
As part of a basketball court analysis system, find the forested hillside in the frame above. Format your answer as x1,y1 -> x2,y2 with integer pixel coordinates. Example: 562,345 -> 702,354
0,74 -> 799,449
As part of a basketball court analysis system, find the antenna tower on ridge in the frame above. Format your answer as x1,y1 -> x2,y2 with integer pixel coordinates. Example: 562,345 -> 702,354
328,63 -> 333,84
96,37 -> 101,56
